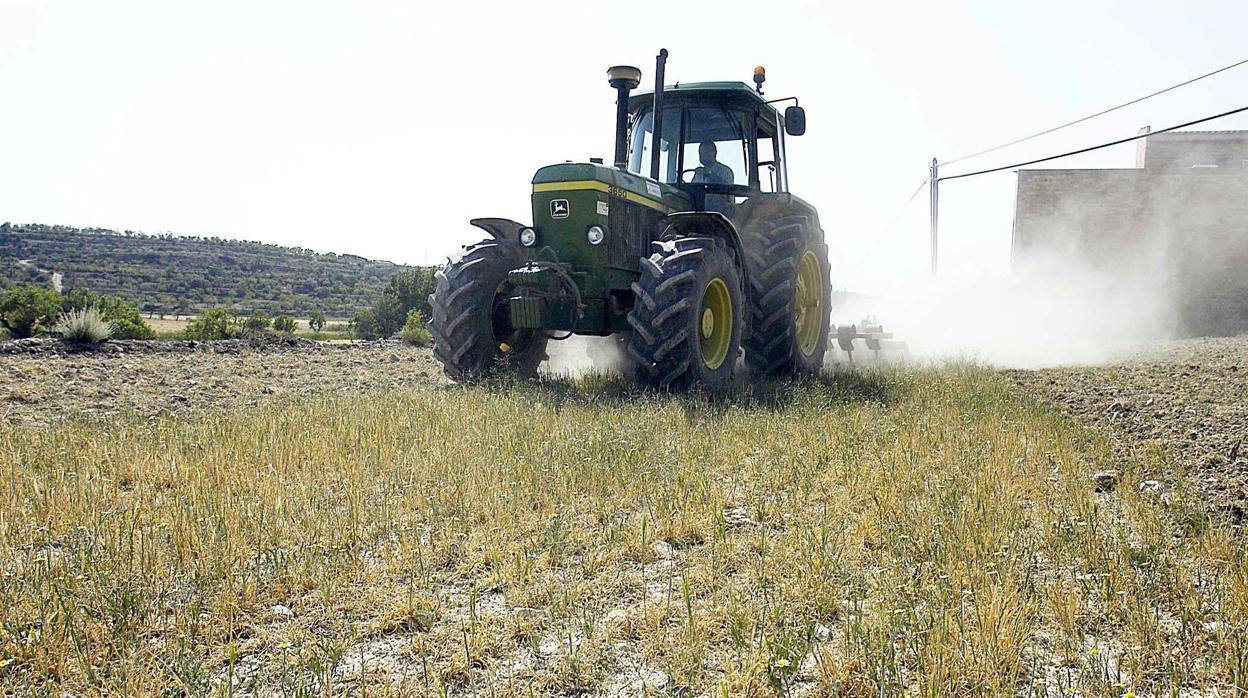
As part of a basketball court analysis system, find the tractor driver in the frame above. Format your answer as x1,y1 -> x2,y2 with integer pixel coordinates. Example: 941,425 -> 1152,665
691,142 -> 734,216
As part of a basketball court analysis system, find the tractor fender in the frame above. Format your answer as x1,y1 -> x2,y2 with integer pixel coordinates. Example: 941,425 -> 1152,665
660,212 -> 749,291
470,218 -> 525,246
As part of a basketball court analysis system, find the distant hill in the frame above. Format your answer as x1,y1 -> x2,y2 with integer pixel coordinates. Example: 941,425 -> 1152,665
0,223 -> 416,317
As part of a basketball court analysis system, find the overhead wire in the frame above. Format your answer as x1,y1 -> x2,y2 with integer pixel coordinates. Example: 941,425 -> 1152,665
938,104 -> 1248,181
941,56 -> 1248,167
852,57 -> 1248,278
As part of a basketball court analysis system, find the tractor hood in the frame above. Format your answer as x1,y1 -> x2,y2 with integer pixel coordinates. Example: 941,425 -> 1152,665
527,161 -> 691,277
531,162 -> 690,214
516,162 -> 693,334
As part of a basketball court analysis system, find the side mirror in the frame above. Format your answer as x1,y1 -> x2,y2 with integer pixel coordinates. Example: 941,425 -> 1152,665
784,106 -> 806,136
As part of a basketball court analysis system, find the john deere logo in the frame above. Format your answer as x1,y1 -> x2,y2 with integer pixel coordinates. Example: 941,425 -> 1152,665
550,199 -> 569,219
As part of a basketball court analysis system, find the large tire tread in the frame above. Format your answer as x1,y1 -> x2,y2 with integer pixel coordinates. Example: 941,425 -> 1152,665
627,237 -> 743,390
429,240 -> 547,381
742,216 -> 831,376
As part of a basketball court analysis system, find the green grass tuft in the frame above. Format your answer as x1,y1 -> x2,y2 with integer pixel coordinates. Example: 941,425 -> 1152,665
54,307 -> 113,343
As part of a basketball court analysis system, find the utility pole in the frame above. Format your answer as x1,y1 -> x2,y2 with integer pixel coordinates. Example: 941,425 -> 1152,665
929,158 -> 939,275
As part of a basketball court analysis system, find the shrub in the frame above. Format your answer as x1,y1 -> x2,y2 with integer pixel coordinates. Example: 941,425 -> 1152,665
0,285 -> 62,338
273,315 -> 297,334
351,296 -> 401,340
242,312 -> 272,336
185,308 -> 240,340
352,268 -> 438,339
55,307 -> 114,343
61,288 -> 155,340
308,310 -> 326,332
349,310 -> 373,339
108,315 -> 158,340
398,309 -> 432,346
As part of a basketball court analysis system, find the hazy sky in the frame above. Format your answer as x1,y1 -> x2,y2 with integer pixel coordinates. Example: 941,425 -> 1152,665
2,0 -> 1246,292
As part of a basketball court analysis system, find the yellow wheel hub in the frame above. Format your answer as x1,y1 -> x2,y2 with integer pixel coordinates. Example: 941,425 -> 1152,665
794,251 -> 824,357
699,277 -> 732,370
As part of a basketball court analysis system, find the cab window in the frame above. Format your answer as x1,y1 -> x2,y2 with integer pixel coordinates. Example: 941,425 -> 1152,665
679,106 -> 749,186
628,106 -> 682,184
756,114 -> 781,192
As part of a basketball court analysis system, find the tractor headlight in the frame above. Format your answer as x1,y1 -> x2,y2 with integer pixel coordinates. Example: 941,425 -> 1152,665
586,225 -> 605,246
519,227 -> 537,247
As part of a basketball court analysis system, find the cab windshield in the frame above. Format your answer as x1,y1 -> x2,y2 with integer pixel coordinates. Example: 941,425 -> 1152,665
628,103 -> 750,187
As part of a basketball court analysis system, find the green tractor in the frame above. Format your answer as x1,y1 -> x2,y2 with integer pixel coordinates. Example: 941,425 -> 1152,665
430,49 -> 830,390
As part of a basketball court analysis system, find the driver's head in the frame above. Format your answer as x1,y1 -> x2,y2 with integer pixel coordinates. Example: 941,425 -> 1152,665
698,142 -> 718,167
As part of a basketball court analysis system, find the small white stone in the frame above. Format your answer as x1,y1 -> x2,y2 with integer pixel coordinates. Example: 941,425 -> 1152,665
1139,479 -> 1166,494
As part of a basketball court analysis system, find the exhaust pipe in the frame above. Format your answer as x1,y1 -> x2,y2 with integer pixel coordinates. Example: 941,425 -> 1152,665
607,65 -> 642,170
649,48 -> 668,181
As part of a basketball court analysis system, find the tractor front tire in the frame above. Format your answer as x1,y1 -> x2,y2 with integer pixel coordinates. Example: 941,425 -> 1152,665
627,237 -> 743,391
429,239 -> 547,381
743,216 -> 831,376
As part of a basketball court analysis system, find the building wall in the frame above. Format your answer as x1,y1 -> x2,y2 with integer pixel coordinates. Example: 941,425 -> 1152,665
1142,131 -> 1248,172
1012,169 -> 1248,336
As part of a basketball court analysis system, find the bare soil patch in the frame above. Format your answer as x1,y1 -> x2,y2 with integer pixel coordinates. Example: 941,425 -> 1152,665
1008,335 -> 1248,520
0,337 -> 441,426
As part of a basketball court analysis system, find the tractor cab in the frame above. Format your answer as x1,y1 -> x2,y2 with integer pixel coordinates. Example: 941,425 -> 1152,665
626,80 -> 805,217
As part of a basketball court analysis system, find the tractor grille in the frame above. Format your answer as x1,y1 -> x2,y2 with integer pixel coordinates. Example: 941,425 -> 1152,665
607,199 -> 663,269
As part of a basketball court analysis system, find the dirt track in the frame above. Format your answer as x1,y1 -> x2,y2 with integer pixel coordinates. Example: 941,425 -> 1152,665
1008,335 -> 1248,520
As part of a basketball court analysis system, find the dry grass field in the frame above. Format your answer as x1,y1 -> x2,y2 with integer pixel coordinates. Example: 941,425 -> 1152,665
140,317 -> 353,340
1,353 -> 1246,696
145,317 -> 195,334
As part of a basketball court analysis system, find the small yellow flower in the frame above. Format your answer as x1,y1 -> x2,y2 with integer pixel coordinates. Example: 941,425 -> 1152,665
774,658 -> 790,669
1124,692 -> 1136,698
1090,647 -> 1100,656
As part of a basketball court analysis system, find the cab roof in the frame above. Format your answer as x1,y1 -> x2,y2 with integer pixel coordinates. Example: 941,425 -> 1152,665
629,81 -> 781,119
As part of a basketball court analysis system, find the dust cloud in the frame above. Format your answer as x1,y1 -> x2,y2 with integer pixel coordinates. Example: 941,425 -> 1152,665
832,246 -> 1176,370
536,215 -> 1238,373
845,166 -> 1248,369
540,335 -> 631,377
538,250 -> 1174,375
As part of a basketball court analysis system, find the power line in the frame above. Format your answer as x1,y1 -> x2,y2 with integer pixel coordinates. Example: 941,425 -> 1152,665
938,104 -> 1248,182
942,56 -> 1248,167
848,176 -> 929,274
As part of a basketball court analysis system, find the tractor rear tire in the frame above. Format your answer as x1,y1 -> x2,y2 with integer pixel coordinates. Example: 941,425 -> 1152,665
627,237 -> 743,391
429,239 -> 548,381
742,216 -> 831,376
